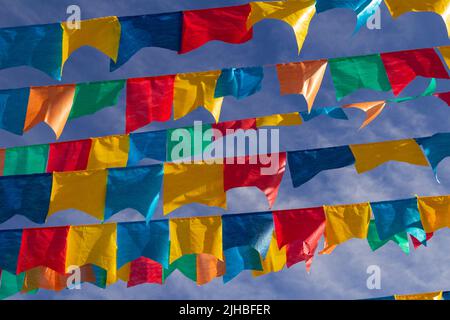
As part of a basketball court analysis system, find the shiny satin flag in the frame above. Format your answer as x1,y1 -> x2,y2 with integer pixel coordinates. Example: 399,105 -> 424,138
343,100 -> 387,129
417,195 -> 450,233
87,135 -> 130,170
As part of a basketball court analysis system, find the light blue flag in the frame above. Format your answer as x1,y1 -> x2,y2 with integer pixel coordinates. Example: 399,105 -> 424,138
0,88 -> 29,135
371,198 -> 426,243
223,246 -> 262,283
315,0 -> 382,32
214,67 -> 264,99
300,107 -> 348,122
128,130 -> 167,165
105,165 -> 163,222
416,133 -> 450,182
288,146 -> 355,188
222,212 -> 274,258
0,23 -> 63,79
0,173 -> 52,224
0,229 -> 22,274
117,220 -> 169,269
111,13 -> 182,71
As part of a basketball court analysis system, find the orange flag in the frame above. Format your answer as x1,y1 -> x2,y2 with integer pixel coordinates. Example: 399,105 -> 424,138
24,85 -> 76,138
276,60 -> 328,112
343,100 -> 386,129
196,254 -> 225,285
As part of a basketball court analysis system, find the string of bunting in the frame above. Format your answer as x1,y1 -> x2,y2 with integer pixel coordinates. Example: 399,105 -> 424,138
0,0 -> 447,80
0,192 -> 449,299
0,45 -> 449,138
0,132 -> 448,223
368,290 -> 450,300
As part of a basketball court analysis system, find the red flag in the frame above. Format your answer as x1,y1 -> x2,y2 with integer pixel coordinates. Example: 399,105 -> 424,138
47,139 -> 92,172
126,76 -> 175,133
381,48 -> 449,95
180,4 -> 253,54
434,92 -> 450,106
17,226 -> 70,274
128,257 -> 163,287
273,208 -> 326,270
411,232 -> 434,249
211,118 -> 256,140
224,153 -> 286,207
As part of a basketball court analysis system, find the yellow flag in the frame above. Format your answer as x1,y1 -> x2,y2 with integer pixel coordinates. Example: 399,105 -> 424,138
343,100 -> 386,129
87,135 -> 130,170
169,216 -> 223,263
350,139 -> 430,174
253,233 -> 286,277
48,170 -> 107,220
385,0 -> 450,37
417,195 -> 450,233
61,16 -> 121,72
395,291 -> 443,300
248,1 -> 316,53
24,85 -> 76,138
173,71 -> 224,122
256,112 -> 303,127
438,46 -> 450,69
66,224 -> 117,285
323,203 -> 371,250
117,263 -> 131,282
163,162 -> 226,215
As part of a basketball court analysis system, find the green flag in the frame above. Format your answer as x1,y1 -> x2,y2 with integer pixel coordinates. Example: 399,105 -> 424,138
367,220 -> 410,254
3,144 -> 49,175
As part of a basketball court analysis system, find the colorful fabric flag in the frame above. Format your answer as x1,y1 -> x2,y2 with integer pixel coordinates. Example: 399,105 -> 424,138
3,144 -> 49,176
163,254 -> 197,282
105,165 -> 163,222
273,208 -> 326,270
0,173 -> 52,224
0,149 -> 4,175
173,71 -> 224,122
117,221 -> 169,269
0,271 -> 25,300
169,216 -> 223,263
287,146 -> 355,188
248,1 -> 316,54
350,139 -> 429,174
23,85 -> 76,138
17,226 -> 69,274
47,139 -> 92,172
434,92 -> 450,106
367,220 -> 410,254
343,100 -> 386,128
384,0 -> 450,37
0,229 -> 23,273
380,48 -> 449,96
417,195 -> 450,233
166,124 -> 213,162
299,107 -> 349,121
112,12 -> 182,70
87,135 -> 130,170
223,246 -> 262,282
395,291 -> 443,300
126,76 -> 175,133
0,23 -> 62,79
315,0 -> 382,31
163,162 -> 226,215
416,133 -> 450,179
196,254 -> 225,285
127,257 -> 163,287
66,224 -> 117,285
48,170 -> 107,220
127,130 -> 167,164
0,88 -> 29,135
69,80 -> 125,119
212,118 -> 256,139
180,4 -> 252,54
255,113 -> 302,127
252,233 -> 286,277
61,16 -> 121,73
323,203 -> 371,251
224,153 -> 286,207
214,67 -> 264,99
222,212 -> 274,257
371,198 -> 426,242
411,232 -> 433,249
329,54 -> 392,100
438,46 -> 450,69
276,60 -> 328,112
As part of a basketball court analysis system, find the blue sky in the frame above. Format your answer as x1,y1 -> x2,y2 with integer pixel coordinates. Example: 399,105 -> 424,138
1,0 -> 450,300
